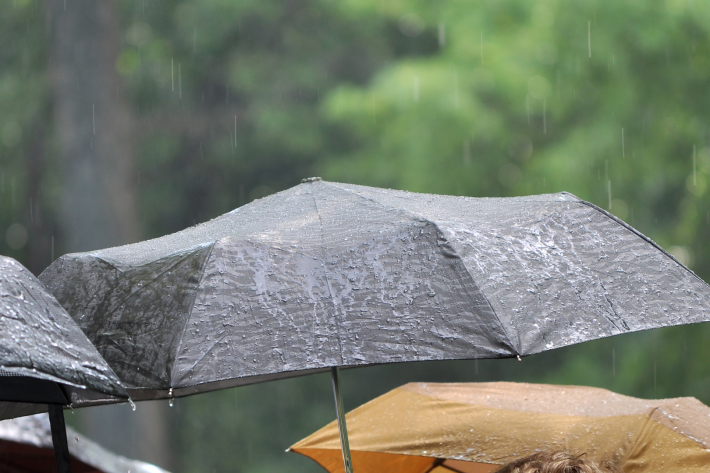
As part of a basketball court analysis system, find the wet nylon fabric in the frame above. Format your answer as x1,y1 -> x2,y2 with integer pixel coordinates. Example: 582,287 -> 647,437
0,413 -> 171,473
39,181 -> 710,401
291,382 -> 710,473
0,256 -> 126,417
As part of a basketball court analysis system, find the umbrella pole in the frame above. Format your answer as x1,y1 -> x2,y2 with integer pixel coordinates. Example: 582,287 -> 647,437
48,404 -> 72,473
330,367 -> 354,473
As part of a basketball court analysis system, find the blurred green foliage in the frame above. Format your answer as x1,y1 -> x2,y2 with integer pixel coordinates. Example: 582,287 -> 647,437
2,0 -> 710,471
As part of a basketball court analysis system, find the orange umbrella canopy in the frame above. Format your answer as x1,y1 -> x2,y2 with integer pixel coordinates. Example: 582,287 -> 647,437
291,382 -> 710,473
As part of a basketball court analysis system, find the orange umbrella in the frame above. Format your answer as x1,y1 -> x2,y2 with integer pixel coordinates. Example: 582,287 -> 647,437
291,382 -> 710,473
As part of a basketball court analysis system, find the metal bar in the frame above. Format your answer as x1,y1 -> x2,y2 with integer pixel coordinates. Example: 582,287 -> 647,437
48,404 -> 72,473
330,366 -> 354,473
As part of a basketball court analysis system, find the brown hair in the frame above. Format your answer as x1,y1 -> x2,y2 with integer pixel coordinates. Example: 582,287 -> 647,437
493,451 -> 620,473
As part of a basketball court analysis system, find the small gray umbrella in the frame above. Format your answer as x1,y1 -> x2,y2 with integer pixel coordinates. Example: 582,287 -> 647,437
0,256 -> 127,473
0,413 -> 170,473
39,179 -> 710,472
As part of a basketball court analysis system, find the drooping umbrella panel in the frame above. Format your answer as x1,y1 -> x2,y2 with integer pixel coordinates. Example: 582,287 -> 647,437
292,382 -> 710,473
39,180 -> 710,402
0,256 -> 126,403
0,256 -> 128,473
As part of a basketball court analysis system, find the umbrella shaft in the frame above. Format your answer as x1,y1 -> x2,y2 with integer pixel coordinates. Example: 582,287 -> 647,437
331,367 -> 354,473
48,404 -> 73,473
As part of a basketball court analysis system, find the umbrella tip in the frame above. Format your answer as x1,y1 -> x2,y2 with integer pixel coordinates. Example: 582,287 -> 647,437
516,354 -> 522,362
301,177 -> 322,183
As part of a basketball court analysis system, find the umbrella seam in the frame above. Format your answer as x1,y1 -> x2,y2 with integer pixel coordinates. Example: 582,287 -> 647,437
169,242 -> 216,388
322,181 -> 520,356
578,200 -> 710,288
437,234 -> 519,355
622,408 -> 657,468
308,184 -> 346,365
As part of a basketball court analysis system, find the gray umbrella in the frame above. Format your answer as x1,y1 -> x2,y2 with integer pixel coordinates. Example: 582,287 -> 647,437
0,256 -> 127,473
39,179 -> 710,472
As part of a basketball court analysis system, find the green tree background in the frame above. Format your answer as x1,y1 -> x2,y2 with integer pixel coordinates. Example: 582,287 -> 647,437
1,0 -> 710,471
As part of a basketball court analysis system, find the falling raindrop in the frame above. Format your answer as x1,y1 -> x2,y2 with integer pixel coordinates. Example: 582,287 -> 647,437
526,95 -> 530,124
543,99 -> 547,134
414,77 -> 419,102
693,145 -> 697,186
607,180 -> 612,210
621,128 -> 625,159
463,140 -> 471,166
438,23 -> 446,47
171,58 -> 174,92
588,21 -> 592,58
454,70 -> 459,109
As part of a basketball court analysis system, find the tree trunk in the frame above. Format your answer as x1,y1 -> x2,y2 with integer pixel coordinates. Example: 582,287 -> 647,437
47,0 -> 172,469
48,0 -> 140,250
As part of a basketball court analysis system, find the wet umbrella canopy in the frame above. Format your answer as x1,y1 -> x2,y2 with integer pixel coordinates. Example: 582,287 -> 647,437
0,256 -> 127,473
0,413 -> 170,473
292,382 -> 710,473
39,179 -> 710,472
40,179 -> 710,401
0,256 -> 126,414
